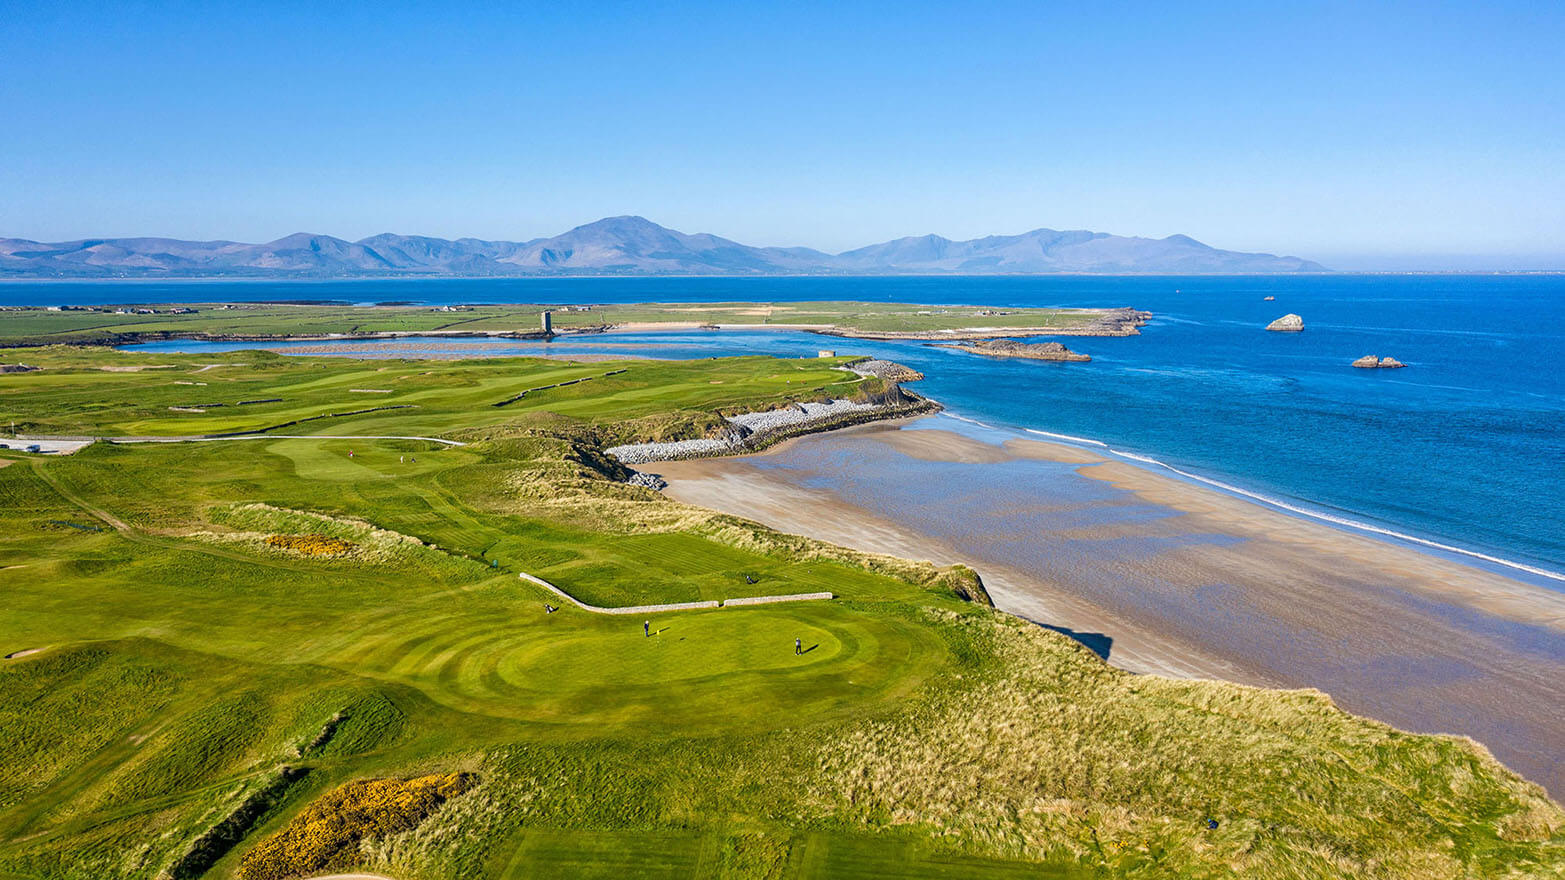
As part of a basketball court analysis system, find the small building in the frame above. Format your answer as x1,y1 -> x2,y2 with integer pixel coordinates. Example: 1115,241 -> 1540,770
817,350 -> 836,358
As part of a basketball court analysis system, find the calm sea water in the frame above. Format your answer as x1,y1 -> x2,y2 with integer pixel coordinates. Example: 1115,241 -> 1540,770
8,275 -> 1562,578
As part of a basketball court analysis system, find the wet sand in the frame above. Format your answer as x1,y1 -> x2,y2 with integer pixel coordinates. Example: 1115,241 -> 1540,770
654,417 -> 1565,798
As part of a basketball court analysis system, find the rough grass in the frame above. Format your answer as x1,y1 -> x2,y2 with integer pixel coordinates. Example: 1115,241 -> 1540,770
806,611 -> 1565,878
0,348 -> 1560,879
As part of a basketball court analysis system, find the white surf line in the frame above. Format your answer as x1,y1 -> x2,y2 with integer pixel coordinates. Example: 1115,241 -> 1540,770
112,434 -> 468,446
518,572 -> 831,615
946,412 -> 1110,448
1023,427 -> 1110,448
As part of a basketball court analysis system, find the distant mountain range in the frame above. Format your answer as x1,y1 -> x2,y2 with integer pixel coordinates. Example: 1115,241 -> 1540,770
0,216 -> 1326,278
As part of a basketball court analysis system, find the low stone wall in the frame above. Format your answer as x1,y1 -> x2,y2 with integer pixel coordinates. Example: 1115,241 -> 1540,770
722,592 -> 834,607
518,573 -> 832,615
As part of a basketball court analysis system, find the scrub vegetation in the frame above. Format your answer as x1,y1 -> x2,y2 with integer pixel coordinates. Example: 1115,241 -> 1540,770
0,345 -> 1560,879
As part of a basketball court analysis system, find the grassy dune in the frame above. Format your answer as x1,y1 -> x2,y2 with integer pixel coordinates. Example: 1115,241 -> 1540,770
0,346 -> 1560,879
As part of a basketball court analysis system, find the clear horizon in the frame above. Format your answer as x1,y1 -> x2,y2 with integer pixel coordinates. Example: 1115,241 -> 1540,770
2,1 -> 1561,271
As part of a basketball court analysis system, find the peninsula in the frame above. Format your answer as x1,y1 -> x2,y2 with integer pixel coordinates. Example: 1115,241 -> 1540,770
0,301 -> 1150,348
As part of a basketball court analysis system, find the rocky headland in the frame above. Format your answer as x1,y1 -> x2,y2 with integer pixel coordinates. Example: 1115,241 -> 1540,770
846,358 -> 926,382
932,339 -> 1092,362
815,307 -> 1152,341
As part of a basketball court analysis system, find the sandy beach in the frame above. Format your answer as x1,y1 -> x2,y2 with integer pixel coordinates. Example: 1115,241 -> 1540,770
655,417 -> 1565,798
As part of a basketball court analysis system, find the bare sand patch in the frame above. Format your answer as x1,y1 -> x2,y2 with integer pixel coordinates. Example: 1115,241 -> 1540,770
596,321 -> 704,332
5,647 -> 45,659
1075,459 -> 1565,629
1004,437 -> 1111,464
870,427 -> 1015,463
662,305 -> 793,315
99,364 -> 176,372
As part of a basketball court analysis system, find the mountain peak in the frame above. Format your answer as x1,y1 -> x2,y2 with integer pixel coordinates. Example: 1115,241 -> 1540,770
0,218 -> 1326,277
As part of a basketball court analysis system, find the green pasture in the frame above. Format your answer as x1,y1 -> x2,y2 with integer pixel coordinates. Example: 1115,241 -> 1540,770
0,347 -> 1560,880
0,300 -> 1109,348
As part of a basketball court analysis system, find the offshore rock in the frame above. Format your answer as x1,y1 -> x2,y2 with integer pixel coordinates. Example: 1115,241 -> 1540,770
1353,355 -> 1408,369
1266,313 -> 1304,332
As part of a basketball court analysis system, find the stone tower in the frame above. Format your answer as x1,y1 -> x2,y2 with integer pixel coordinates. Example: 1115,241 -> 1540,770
541,310 -> 553,334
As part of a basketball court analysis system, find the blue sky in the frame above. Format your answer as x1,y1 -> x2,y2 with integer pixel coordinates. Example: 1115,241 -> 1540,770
2,1 -> 1561,269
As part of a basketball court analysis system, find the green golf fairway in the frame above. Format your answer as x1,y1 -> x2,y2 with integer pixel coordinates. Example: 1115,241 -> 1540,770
1,344 -> 1560,880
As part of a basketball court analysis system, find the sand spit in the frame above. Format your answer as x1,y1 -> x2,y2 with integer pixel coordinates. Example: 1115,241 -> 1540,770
654,418 -> 1565,798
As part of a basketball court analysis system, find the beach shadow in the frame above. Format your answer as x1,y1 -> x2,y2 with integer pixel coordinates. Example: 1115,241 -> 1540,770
1037,623 -> 1113,661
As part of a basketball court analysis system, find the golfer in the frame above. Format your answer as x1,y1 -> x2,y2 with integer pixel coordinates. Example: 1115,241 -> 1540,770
795,637 -> 802,655
644,620 -> 650,638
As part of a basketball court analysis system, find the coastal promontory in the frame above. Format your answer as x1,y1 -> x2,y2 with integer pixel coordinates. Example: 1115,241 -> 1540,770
934,338 -> 1092,362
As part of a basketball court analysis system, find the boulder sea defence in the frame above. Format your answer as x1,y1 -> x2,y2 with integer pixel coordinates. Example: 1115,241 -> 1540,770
1266,314 -> 1304,332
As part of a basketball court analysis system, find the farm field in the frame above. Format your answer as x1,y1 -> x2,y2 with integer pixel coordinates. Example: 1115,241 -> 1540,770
0,346 -> 1561,880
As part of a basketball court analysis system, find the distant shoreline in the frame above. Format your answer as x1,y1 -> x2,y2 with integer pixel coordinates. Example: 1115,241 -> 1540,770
7,270 -> 1565,285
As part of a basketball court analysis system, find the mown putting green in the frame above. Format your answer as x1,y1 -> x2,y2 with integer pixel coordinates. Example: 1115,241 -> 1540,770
332,604 -> 943,729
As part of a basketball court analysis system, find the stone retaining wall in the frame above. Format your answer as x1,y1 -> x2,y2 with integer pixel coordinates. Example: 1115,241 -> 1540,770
604,396 -> 937,465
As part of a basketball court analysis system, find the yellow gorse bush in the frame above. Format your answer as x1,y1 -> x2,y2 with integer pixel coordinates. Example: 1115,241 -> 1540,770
264,534 -> 356,557
238,773 -> 475,880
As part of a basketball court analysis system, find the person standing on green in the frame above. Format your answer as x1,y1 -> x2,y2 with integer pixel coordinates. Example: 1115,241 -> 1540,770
644,620 -> 650,638
795,637 -> 802,656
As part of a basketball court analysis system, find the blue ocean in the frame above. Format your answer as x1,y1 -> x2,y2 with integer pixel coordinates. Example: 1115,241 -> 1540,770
7,275 -> 1563,580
